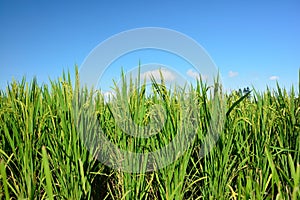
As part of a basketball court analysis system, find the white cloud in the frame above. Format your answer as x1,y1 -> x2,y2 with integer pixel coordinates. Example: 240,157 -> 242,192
141,68 -> 175,82
186,69 -> 200,79
103,91 -> 115,102
228,70 -> 239,78
186,69 -> 207,80
269,76 -> 279,81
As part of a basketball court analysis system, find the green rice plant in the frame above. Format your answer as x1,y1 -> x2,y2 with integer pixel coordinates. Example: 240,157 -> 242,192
0,159 -> 10,200
41,146 -> 54,199
0,67 -> 299,199
0,68 -> 109,199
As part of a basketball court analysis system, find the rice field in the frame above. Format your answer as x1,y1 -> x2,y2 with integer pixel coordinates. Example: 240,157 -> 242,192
0,68 -> 299,199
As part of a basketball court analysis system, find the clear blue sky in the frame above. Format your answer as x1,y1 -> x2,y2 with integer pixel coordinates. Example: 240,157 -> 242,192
1,0 -> 299,93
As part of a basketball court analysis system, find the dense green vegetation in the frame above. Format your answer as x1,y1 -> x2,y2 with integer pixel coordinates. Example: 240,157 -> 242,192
0,68 -> 299,199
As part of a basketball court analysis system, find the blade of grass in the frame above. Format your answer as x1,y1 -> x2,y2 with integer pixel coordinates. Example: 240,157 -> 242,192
42,146 -> 54,200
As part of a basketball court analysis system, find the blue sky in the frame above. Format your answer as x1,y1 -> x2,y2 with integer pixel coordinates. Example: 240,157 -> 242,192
0,0 -> 299,93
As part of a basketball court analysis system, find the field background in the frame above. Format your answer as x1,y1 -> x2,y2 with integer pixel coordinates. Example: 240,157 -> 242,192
0,69 -> 299,199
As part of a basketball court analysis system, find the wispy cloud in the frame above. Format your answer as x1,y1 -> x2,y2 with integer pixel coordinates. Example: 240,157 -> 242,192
228,70 -> 239,78
186,69 -> 207,80
269,75 -> 279,81
186,69 -> 200,79
141,68 -> 175,82
103,91 -> 115,102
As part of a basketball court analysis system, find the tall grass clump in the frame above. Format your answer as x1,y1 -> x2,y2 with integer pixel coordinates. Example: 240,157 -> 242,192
0,67 -> 299,199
